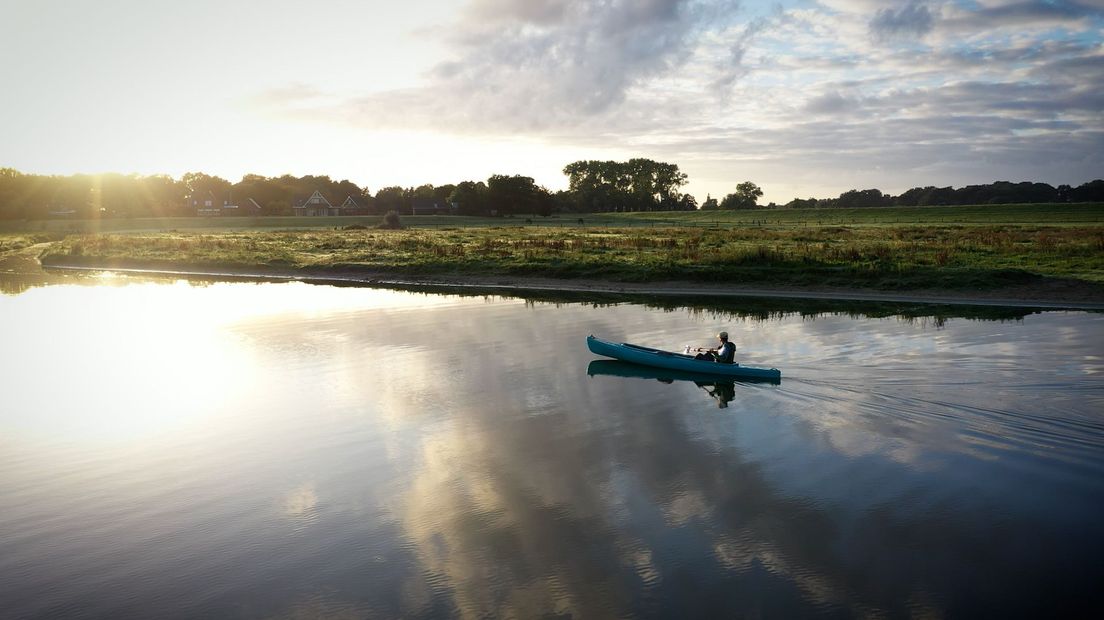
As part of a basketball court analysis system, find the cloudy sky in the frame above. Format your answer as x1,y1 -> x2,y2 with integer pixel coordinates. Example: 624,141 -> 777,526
2,0 -> 1102,203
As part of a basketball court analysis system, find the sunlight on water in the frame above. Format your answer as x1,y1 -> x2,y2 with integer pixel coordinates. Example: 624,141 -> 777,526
0,281 -> 476,443
1,278 -> 1102,618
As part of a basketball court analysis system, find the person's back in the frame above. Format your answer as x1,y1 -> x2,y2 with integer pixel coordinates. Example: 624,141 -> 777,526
716,340 -> 736,364
694,331 -> 737,363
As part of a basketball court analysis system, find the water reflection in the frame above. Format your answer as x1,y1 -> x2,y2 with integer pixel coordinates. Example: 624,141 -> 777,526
587,359 -> 779,407
3,255 -> 1076,323
0,279 -> 1102,618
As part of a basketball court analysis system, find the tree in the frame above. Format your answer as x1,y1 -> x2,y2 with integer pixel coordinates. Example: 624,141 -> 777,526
433,184 -> 457,204
533,186 -> 555,216
374,186 -> 409,214
412,184 -> 436,199
700,194 -> 719,211
720,182 -> 763,209
918,186 -> 955,206
334,179 -> 362,202
181,172 -> 231,198
551,189 -> 575,214
1069,179 -> 1104,203
448,181 -> 489,216
234,174 -> 288,212
784,197 -> 818,209
836,188 -> 889,208
562,158 -> 688,212
487,174 -> 544,216
659,193 -> 695,211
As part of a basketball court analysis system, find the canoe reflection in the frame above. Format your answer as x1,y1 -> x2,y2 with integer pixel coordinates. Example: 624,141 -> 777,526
587,360 -> 779,408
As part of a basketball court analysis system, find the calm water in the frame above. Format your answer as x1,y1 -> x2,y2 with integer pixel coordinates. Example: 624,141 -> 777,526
1,276 -> 1102,618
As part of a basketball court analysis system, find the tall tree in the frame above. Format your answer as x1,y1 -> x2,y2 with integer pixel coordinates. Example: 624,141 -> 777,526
448,181 -> 489,216
433,184 -> 457,204
487,174 -> 545,216
375,186 -> 409,214
720,182 -> 763,209
1069,179 -> 1104,202
412,184 -> 436,199
836,188 -> 889,208
562,159 -> 687,212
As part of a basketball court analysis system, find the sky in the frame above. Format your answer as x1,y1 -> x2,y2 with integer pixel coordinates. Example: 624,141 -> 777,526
1,0 -> 1102,203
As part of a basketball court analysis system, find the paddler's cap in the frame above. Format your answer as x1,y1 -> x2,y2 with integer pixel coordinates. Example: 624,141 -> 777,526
718,331 -> 728,339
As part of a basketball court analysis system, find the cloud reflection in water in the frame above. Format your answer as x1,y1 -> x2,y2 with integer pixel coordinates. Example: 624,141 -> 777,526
0,281 -> 1101,618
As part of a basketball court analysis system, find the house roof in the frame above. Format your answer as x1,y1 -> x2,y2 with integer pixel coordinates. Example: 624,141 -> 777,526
299,190 -> 332,207
341,195 -> 360,208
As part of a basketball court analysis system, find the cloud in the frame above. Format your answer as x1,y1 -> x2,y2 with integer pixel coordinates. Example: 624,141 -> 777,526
803,91 -> 865,115
338,0 -> 743,132
464,0 -> 572,25
253,0 -> 1104,198
941,0 -> 1104,31
870,2 -> 935,38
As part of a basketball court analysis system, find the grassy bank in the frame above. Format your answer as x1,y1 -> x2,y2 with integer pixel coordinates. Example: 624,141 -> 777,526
3,202 -> 1102,235
38,222 -> 1104,291
0,233 -> 62,258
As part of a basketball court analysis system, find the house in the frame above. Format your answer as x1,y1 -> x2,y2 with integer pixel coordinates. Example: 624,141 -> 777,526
411,198 -> 456,216
340,195 -> 368,215
220,198 -> 263,216
188,190 -> 220,216
190,189 -> 262,216
293,190 -> 336,216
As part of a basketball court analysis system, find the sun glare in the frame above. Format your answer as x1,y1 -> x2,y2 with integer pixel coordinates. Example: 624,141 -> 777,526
0,280 -> 490,443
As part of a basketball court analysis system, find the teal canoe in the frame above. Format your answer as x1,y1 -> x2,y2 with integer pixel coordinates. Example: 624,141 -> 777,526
586,335 -> 782,381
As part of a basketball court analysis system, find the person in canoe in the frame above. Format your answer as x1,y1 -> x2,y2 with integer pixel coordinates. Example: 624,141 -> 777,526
694,331 -> 736,364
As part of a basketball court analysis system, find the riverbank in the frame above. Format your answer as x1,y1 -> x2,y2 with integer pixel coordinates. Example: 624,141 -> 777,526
41,259 -> 1104,310
33,224 -> 1102,303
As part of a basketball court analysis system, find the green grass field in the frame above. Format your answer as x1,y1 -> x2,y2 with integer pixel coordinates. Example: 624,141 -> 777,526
2,202 -> 1101,235
5,202 -> 1101,294
36,223 -> 1104,291
614,203 -> 1104,226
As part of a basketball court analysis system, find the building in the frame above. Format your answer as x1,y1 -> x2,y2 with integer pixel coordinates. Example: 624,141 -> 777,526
219,198 -> 263,216
190,190 -> 262,216
340,195 -> 368,215
188,190 -> 220,216
293,190 -> 336,216
411,198 -> 456,216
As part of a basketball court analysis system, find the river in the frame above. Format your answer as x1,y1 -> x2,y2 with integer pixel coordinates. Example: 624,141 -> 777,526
1,273 -> 1102,618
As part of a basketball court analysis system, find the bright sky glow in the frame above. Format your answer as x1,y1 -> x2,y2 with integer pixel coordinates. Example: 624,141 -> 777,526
2,0 -> 1101,203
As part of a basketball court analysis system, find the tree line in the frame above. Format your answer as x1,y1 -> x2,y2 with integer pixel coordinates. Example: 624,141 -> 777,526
783,180 -> 1104,209
0,164 -> 1100,220
0,159 -> 702,219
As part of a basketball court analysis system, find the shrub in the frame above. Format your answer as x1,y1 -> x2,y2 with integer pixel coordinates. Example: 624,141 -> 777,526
379,210 -> 403,230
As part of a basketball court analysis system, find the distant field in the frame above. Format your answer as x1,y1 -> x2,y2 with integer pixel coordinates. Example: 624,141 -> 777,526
8,202 -> 1101,296
615,203 -> 1104,226
1,202 -> 1101,234
37,221 -> 1104,291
